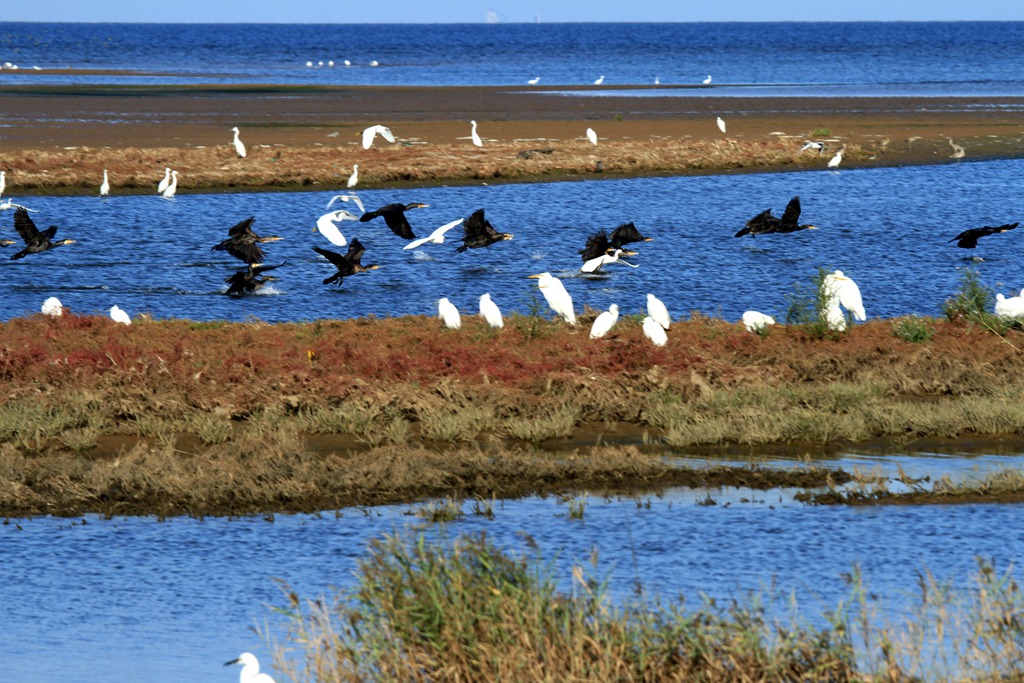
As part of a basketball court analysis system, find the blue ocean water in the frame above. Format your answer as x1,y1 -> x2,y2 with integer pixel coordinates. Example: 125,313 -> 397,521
2,22 -> 1024,96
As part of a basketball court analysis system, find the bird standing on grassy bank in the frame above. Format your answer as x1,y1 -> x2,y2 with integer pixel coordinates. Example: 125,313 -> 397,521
438,297 -> 461,329
479,293 -> 503,328
41,296 -> 63,316
590,303 -> 619,339
456,209 -> 513,252
162,170 -> 179,199
647,293 -> 671,330
586,128 -> 598,145
212,216 -> 282,264
823,270 -> 866,331
948,223 -> 1018,249
360,202 -> 429,240
156,167 -> 171,194
109,305 -> 131,325
530,272 -> 575,324
313,239 -> 378,286
716,116 -> 726,133
642,316 -> 668,345
347,164 -> 359,188
10,207 -> 76,260
99,170 -> 110,196
231,126 -> 246,158
470,120 -> 483,147
742,310 -> 775,332
225,652 -> 275,683
827,146 -> 845,169
995,291 -> 1024,319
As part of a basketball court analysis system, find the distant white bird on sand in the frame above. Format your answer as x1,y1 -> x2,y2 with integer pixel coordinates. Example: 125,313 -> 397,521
527,76 -> 540,85
161,170 -> 179,199
326,193 -> 365,213
716,116 -> 726,133
589,303 -> 619,339
361,124 -> 395,149
642,316 -> 668,346
225,652 -> 276,683
231,126 -> 246,158
703,74 -> 712,84
346,164 -> 359,188
438,297 -> 461,329
823,270 -> 865,331
646,293 -> 671,330
41,296 -> 63,316
479,292 -> 504,328
157,167 -> 172,193
742,310 -> 776,333
109,305 -> 132,325
315,209 -> 359,247
470,120 -> 483,147
529,272 -> 576,325
827,146 -> 845,169
99,169 -> 110,196
403,218 -> 464,250
593,75 -> 604,85
586,127 -> 598,145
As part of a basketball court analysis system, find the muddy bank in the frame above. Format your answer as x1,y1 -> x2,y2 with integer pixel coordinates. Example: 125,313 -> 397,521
1,85 -> 1022,193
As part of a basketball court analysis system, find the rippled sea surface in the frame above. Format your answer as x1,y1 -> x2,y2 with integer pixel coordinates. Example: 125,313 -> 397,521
2,22 -> 1024,95
3,451 -> 1024,683
2,159 -> 1022,324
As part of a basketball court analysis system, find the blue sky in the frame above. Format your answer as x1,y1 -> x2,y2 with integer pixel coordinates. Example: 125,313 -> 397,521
4,0 -> 1023,22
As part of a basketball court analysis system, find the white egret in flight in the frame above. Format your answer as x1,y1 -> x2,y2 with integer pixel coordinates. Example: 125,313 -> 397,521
403,218 -> 464,250
314,209 -> 359,247
326,193 -> 365,213
361,125 -> 395,149
581,248 -> 639,274
0,198 -> 37,212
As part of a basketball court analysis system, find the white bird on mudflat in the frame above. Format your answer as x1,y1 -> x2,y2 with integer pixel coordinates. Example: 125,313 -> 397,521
646,293 -> 670,330
586,127 -> 598,145
581,248 -> 639,274
225,652 -> 276,683
827,146 -> 845,169
231,126 -> 246,158
529,272 -> 576,325
527,76 -> 540,85
326,193 -> 365,213
99,170 -> 110,196
703,75 -> 712,84
346,164 -> 359,189
948,137 -> 965,159
823,270 -> 865,331
594,75 -> 604,85
41,296 -> 63,316
589,303 -> 619,339
361,124 -> 395,149
0,198 -> 37,212
438,297 -> 461,329
470,120 -> 483,147
161,170 -> 179,199
109,305 -> 132,325
157,167 -> 172,193
642,316 -> 668,346
479,292 -> 503,328
403,218 -> 464,250
742,310 -> 776,333
315,209 -> 359,247
716,116 -> 726,133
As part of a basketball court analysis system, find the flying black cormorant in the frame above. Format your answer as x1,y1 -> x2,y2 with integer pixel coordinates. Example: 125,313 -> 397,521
212,216 -> 281,263
456,208 -> 513,252
10,207 -> 76,260
359,202 -> 429,240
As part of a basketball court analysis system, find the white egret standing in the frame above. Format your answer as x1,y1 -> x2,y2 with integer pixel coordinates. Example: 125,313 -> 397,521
716,116 -> 726,133
99,170 -> 110,196
314,209 -> 359,247
529,272 -> 576,325
225,652 -> 276,683
586,127 -> 598,145
0,170 -> 5,196
41,296 -> 63,316
231,126 -> 247,158
827,146 -> 845,169
742,310 -> 776,333
581,248 -> 639,274
822,270 -> 866,331
157,167 -> 171,194
642,316 -> 668,346
589,303 -> 619,339
479,293 -> 504,328
361,125 -> 395,149
703,75 -> 712,84
109,305 -> 132,325
326,193 -> 365,214
438,297 -> 461,329
403,218 -> 464,250
594,75 -> 604,85
646,293 -> 670,330
470,120 -> 483,147
346,164 -> 359,189
995,292 -> 1024,319
161,170 -> 179,199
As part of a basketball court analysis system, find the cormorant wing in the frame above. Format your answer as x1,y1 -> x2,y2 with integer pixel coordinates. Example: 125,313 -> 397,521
358,203 -> 398,223
382,211 -> 416,240
579,230 -> 611,262
609,222 -> 650,247
343,238 -> 367,268
224,268 -> 254,295
744,208 -> 777,233
312,245 -> 350,268
12,207 -> 44,245
227,216 -> 257,238
462,209 -> 488,240
222,241 -> 265,264
252,261 -> 286,276
779,196 -> 802,229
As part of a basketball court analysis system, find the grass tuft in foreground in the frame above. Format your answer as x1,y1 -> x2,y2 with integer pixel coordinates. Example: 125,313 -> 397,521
267,531 -> 1024,682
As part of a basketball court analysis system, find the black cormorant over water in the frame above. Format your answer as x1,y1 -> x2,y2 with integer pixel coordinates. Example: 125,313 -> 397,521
212,216 -> 281,263
949,222 -> 1019,249
609,222 -> 652,248
225,261 -> 285,296
736,196 -> 816,237
359,202 -> 429,239
456,208 -> 513,252
313,239 -> 379,286
10,207 -> 76,260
